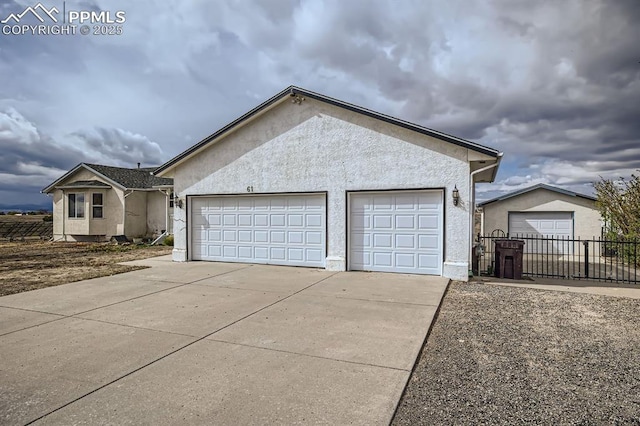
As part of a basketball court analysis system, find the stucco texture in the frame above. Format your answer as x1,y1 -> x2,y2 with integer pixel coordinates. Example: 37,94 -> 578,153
170,98 -> 479,280
482,188 -> 602,239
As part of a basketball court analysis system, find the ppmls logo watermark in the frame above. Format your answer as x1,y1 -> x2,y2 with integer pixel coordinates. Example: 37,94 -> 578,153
1,2 -> 126,36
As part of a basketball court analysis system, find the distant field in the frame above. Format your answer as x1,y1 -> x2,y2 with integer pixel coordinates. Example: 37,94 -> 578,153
0,214 -> 50,223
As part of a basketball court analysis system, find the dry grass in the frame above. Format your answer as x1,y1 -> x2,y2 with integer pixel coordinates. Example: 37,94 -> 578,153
0,241 -> 172,296
0,214 -> 49,223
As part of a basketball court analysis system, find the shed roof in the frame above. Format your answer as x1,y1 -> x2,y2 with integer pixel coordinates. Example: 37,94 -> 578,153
477,183 -> 597,207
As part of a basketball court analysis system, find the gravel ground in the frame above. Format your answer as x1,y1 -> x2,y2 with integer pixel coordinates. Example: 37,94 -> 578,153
393,282 -> 640,425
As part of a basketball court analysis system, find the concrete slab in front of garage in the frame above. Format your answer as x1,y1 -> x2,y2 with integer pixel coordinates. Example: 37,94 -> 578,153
0,259 -> 449,425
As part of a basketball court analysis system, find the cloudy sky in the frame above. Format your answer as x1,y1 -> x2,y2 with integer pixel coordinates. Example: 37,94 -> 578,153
0,0 -> 638,208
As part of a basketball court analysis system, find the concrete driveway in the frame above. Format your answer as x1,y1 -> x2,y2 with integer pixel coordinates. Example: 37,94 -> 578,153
0,256 -> 448,425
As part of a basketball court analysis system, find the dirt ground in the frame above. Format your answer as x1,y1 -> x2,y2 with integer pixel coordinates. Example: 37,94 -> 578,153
0,241 -> 172,296
393,282 -> 640,425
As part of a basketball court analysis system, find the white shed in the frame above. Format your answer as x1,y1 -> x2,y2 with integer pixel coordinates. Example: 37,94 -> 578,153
479,184 -> 602,243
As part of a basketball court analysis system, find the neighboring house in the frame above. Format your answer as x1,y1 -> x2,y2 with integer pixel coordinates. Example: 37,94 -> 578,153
478,184 -> 602,245
154,86 -> 502,281
42,163 -> 174,241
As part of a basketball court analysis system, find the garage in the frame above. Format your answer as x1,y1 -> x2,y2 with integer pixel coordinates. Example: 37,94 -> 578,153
349,190 -> 443,275
191,194 -> 326,267
155,86 -> 503,281
508,211 -> 573,253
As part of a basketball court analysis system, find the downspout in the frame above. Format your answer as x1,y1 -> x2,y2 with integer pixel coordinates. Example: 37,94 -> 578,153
123,190 -> 133,236
154,187 -> 170,238
61,191 -> 66,241
469,153 -> 503,265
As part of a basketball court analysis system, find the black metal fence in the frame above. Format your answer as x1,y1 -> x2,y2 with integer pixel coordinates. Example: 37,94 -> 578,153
0,221 -> 53,241
476,234 -> 639,284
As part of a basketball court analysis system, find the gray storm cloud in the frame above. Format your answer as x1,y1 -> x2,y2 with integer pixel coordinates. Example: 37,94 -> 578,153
0,0 -> 638,205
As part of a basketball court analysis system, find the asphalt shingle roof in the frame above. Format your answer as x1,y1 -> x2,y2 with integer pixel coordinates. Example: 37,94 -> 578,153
84,163 -> 173,189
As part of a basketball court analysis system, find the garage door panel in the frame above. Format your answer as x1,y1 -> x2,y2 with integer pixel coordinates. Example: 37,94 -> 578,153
374,234 -> 392,248
419,234 -> 438,249
306,214 -> 323,227
306,248 -> 323,262
395,215 -> 415,229
418,215 -> 438,230
395,253 -> 415,268
288,214 -> 304,226
270,214 -> 285,226
238,246 -> 252,259
509,212 -> 573,254
192,194 -> 325,267
373,215 -> 392,229
350,191 -> 443,275
395,234 -> 416,249
255,215 -> 268,226
419,254 -> 439,269
306,231 -> 323,245
238,215 -> 252,226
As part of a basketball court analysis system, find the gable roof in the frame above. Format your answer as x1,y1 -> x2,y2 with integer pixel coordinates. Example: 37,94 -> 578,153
154,85 -> 501,176
42,163 -> 173,193
477,183 -> 597,207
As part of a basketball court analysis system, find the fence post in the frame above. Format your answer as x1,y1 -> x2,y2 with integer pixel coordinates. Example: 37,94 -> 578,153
583,240 -> 589,278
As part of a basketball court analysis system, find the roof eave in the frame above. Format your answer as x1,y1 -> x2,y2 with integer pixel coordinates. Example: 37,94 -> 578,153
478,183 -> 597,207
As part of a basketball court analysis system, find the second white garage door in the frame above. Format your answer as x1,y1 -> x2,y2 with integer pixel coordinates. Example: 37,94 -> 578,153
349,190 -> 443,275
509,212 -> 573,253
191,194 -> 326,267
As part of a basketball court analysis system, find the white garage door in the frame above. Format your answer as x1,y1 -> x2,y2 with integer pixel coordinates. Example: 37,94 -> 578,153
349,190 -> 443,275
509,212 -> 573,253
191,194 -> 326,267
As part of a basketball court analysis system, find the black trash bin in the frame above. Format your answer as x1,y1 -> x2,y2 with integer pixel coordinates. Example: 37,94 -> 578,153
494,239 -> 525,279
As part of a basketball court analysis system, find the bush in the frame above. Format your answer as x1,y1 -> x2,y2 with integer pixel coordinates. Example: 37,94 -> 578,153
164,235 -> 174,246
42,215 -> 53,222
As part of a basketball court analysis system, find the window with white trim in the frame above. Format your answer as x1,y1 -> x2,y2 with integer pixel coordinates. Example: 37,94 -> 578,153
92,193 -> 104,219
68,193 -> 85,218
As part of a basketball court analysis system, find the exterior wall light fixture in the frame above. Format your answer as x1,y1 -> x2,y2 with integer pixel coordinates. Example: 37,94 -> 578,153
452,186 -> 460,206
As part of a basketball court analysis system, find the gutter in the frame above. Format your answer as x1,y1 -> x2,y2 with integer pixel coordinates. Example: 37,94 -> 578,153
469,152 -> 503,265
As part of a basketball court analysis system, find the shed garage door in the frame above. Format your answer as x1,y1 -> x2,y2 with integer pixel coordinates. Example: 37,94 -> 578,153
191,194 -> 326,267
509,212 -> 573,253
349,190 -> 443,275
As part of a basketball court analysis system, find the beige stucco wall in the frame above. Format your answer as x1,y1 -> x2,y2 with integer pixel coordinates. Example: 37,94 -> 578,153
482,188 -> 602,239
170,98 -> 479,280
51,168 -> 126,241
124,190 -> 147,238
146,190 -> 170,235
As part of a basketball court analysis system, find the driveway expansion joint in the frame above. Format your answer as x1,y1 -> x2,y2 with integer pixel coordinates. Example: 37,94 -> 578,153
205,338 -> 411,372
69,316 -> 201,339
299,292 -> 442,307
